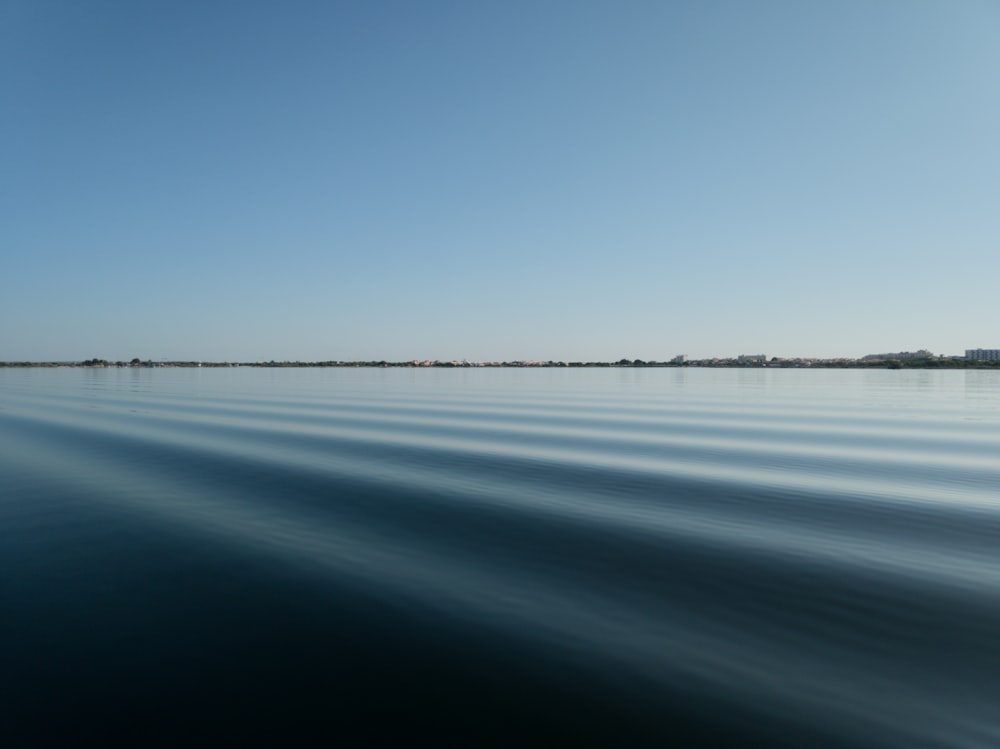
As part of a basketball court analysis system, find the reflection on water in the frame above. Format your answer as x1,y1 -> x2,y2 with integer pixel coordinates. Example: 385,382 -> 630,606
1,367 -> 999,747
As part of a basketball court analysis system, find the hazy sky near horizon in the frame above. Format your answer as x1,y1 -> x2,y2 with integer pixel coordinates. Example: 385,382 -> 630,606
3,1 -> 998,362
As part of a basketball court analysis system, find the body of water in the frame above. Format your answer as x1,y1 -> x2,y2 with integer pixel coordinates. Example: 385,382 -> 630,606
2,367 -> 999,746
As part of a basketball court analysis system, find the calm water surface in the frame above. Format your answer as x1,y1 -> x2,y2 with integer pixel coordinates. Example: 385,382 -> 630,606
2,367 -> 999,746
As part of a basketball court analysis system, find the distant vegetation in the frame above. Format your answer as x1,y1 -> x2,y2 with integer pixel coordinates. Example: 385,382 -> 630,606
2,356 -> 1000,369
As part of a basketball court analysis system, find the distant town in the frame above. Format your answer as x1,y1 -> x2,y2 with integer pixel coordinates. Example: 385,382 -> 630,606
3,350 -> 1000,369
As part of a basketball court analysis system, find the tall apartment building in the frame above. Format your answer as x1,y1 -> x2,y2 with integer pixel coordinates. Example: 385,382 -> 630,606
965,349 -> 1000,361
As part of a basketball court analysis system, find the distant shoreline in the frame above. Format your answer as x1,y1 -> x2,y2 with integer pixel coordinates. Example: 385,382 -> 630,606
3,359 -> 1000,370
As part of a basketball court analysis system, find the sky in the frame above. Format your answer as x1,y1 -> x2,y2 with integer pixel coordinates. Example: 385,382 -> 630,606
2,0 -> 998,362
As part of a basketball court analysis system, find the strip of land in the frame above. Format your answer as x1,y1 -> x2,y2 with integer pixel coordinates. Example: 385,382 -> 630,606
3,356 -> 999,369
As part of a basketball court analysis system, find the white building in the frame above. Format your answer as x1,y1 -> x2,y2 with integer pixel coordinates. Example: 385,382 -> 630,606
965,349 -> 1000,361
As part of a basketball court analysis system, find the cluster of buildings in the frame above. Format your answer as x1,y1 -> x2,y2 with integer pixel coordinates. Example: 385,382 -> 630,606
862,349 -> 1000,361
965,349 -> 1000,361
667,348 -> 1000,367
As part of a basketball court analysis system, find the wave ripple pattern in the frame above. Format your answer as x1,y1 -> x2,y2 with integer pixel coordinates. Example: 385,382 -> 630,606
1,367 -> 999,747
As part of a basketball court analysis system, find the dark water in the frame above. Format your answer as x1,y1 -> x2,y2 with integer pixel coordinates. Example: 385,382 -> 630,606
2,367 -> 999,747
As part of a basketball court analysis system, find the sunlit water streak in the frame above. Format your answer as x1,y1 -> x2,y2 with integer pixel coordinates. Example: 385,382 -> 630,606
2,367 -> 999,747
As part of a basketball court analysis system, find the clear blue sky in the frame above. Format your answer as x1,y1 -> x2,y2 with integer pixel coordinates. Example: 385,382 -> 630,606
3,0 -> 998,362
